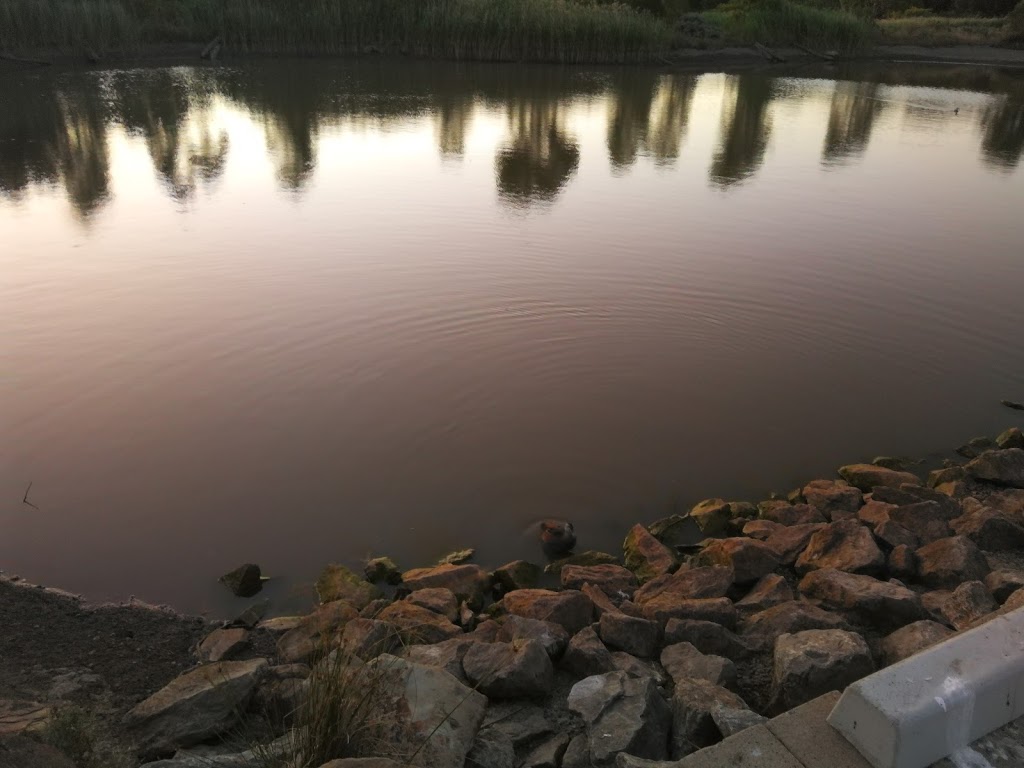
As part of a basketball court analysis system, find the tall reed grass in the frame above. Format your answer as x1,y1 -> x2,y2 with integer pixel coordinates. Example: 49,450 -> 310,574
710,0 -> 875,50
1,0 -> 674,62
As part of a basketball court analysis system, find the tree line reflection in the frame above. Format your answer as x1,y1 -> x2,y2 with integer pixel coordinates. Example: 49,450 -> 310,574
1,62 -> 1020,220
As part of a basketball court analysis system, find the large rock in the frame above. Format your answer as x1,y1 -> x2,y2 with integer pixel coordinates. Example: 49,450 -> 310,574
567,672 -> 671,766
316,564 -> 381,609
966,448 -> 1024,488
798,568 -> 926,631
340,618 -> 402,661
770,630 -> 874,711
649,513 -> 703,549
858,500 -> 898,527
838,464 -> 920,491
521,734 -> 571,768
490,560 -> 541,596
802,480 -> 863,521
760,503 -> 827,527
376,601 -> 463,645
219,564 -> 263,597
670,678 -> 751,758
688,499 -> 733,535
496,615 -> 568,659
562,564 -> 638,597
633,566 -> 733,604
581,582 -> 621,618
197,628 -> 249,663
401,564 -> 490,607
599,612 -> 660,658
562,625 -> 616,678
403,637 -> 478,684
640,597 -> 737,629
736,574 -> 794,613
660,642 -> 736,689
502,589 -> 593,634
873,484 -> 963,520
985,569 -> 1024,603
406,588 -> 459,622
369,654 -> 487,768
916,536 -> 990,588
277,601 -> 360,663
873,520 -> 920,550
879,620 -> 955,666
694,538 -> 781,585
888,544 -> 918,581
923,581 -> 997,630
883,502 -> 951,545
742,601 -> 849,642
125,658 -> 268,759
996,427 -> 1024,449
951,500 -> 1024,551
742,520 -> 784,540
764,524 -> 826,566
794,519 -> 884,575
623,525 -> 678,583
462,640 -> 554,699
663,619 -> 754,660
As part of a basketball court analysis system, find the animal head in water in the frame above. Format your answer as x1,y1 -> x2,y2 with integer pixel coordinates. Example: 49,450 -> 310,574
540,519 -> 576,556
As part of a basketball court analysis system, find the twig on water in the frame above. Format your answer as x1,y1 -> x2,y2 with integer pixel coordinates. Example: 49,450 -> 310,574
23,482 -> 39,510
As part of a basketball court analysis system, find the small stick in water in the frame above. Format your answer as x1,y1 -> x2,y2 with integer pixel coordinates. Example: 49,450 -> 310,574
22,481 -> 39,510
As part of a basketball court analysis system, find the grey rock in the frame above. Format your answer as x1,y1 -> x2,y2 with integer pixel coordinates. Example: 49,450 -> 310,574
562,625 -> 616,678
923,581 -> 997,630
951,500 -> 1024,551
562,735 -> 591,768
403,637 -> 479,684
611,651 -> 668,684
521,734 -> 571,768
463,640 -> 554,699
125,658 -> 268,759
368,654 -> 487,768
567,672 -> 671,766
465,730 -> 516,768
599,612 -> 660,658
985,569 -> 1024,603
710,706 -> 767,737
770,629 -> 874,712
496,614 -> 569,659
765,523 -> 827,565
660,642 -> 736,689
340,618 -> 402,661
663,619 -> 754,660
670,677 -> 750,757
803,479 -> 863,521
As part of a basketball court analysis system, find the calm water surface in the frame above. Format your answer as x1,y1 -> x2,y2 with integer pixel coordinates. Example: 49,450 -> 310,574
2,60 -> 1022,616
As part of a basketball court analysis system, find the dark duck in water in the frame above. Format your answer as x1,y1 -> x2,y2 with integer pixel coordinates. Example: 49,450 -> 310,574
540,520 -> 576,558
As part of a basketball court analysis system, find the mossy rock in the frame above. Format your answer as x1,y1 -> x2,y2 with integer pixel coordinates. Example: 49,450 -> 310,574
438,548 -> 475,566
491,560 -> 542,594
364,557 -> 402,585
316,564 -> 380,609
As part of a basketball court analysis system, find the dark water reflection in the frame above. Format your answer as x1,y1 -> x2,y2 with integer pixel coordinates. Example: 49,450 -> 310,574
2,60 -> 1023,615
2,61 -> 1021,218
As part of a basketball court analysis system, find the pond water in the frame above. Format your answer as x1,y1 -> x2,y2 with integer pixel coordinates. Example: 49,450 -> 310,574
1,59 -> 1022,616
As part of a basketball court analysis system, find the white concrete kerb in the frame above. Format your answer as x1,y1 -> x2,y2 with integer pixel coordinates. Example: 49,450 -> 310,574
828,606 -> 1024,768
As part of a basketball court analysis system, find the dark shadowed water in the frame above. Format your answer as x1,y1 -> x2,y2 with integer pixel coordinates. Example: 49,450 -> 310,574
1,59 -> 1022,617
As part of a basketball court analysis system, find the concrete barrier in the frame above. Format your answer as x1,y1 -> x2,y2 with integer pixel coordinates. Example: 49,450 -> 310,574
828,606 -> 1024,768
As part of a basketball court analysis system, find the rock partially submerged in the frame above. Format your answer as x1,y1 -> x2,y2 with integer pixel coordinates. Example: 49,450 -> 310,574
219,564 -> 263,598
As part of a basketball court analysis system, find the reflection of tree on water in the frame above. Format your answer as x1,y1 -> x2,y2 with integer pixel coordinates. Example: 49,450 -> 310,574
0,79 -> 110,221
496,98 -> 579,206
645,76 -> 699,166
435,98 -> 474,158
980,93 -> 1024,171
110,71 -> 228,200
710,75 -> 774,189
822,81 -> 885,166
606,74 -> 657,170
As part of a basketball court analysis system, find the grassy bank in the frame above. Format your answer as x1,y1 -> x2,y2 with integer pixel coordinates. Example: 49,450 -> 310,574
878,15 -> 1010,45
707,0 -> 876,51
0,0 -> 674,63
